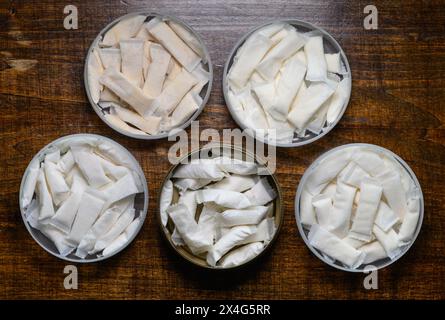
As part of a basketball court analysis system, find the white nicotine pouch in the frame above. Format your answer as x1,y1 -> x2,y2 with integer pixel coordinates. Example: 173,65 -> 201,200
243,178 -> 277,206
328,182 -> 357,238
219,206 -> 269,227
361,241 -> 388,265
44,161 -> 70,205
311,194 -> 333,229
372,225 -> 402,260
374,201 -> 399,232
398,196 -> 420,244
21,159 -> 40,209
143,43 -> 171,97
120,39 -> 144,88
218,242 -> 264,268
159,180 -> 173,227
196,189 -> 252,209
376,170 -> 408,219
304,35 -> 327,82
36,168 -> 55,223
299,189 -> 317,227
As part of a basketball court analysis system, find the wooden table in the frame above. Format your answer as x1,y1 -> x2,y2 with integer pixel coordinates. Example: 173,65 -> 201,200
0,0 -> 444,300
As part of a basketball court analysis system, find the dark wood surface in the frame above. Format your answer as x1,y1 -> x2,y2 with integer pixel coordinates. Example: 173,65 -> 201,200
0,0 -> 444,300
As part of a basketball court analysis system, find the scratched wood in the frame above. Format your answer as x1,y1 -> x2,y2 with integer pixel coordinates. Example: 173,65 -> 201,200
0,0 -> 444,300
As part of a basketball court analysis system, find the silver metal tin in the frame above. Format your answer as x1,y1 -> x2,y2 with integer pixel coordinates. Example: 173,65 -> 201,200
84,12 -> 213,140
19,134 -> 149,263
223,19 -> 351,148
294,143 -> 424,272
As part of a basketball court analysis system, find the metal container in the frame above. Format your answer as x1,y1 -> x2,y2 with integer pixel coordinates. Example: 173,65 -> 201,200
294,143 -> 424,272
84,12 -> 213,140
223,19 -> 351,147
19,134 -> 149,263
158,145 -> 283,269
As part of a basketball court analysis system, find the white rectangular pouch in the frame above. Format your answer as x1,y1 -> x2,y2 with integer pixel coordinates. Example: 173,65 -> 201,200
151,69 -> 198,117
264,112 -> 296,144
174,178 -> 212,192
349,178 -> 383,241
374,201 -> 399,232
102,173 -> 142,208
101,14 -> 146,47
178,190 -> 198,218
218,242 -> 264,268
308,224 -> 365,269
146,18 -> 201,72
325,53 -> 341,74
167,204 -> 212,254
207,225 -> 257,266
376,170 -> 408,219
288,82 -> 335,133
239,217 -> 276,245
120,39 -> 144,88
36,168 -> 55,222
342,235 -> 368,249
57,150 -> 75,174
173,163 -> 226,180
220,206 -> 268,227
212,156 -> 258,175
328,182 -> 357,238
98,48 -> 121,102
268,55 -> 306,121
207,174 -> 256,193
311,194 -> 332,229
304,36 -> 327,82
44,161 -> 70,205
326,77 -> 351,125
191,64 -> 210,94
197,204 -> 220,245
361,241 -> 388,264
168,20 -> 204,58
102,216 -> 141,257
256,28 -> 306,80
67,189 -> 106,246
299,189 -> 317,227
228,33 -> 273,90
243,178 -> 277,206
21,158 -> 39,209
99,68 -> 155,117
252,82 -> 275,112
352,150 -> 386,177
44,149 -> 60,163
143,43 -> 171,97
112,104 -> 161,135
104,113 -> 148,136
196,189 -> 252,209
165,91 -> 201,129
94,208 -> 135,252
98,156 -> 130,181
88,47 -> 103,104
398,196 -> 420,244
163,58 -> 182,88
71,145 -> 111,188
372,225 -> 402,259
160,180 -> 174,226
40,224 -> 75,256
96,141 -> 135,168
338,161 -> 370,188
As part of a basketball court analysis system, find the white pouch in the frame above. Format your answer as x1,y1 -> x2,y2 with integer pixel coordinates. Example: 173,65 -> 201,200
167,204 -> 212,254
361,241 -> 388,264
135,22 -> 155,41
305,100 -> 329,135
268,55 -> 306,121
349,178 -> 383,241
102,216 -> 140,257
243,178 -> 277,206
328,182 -> 357,238
253,82 -> 275,112
191,64 -> 210,94
98,156 -> 129,181
321,182 -> 337,198
49,174 -> 87,234
94,208 -> 135,252
304,36 -> 327,82
102,173 -> 142,208
207,174 -> 256,192
21,158 -> 39,209
44,161 -> 70,205
338,161 -> 370,188
40,224 -> 75,256
311,194 -> 332,228
151,69 -> 198,117
220,206 -> 268,227
178,190 -> 198,218
398,196 -> 420,244
299,189 -> 316,227
71,145 -> 111,188
44,149 -> 60,163
249,71 -> 267,86
376,170 -> 407,219
372,225 -> 401,259
207,225 -> 257,266
325,53 -> 341,74
239,217 -> 276,245
112,104 -> 161,135
143,43 -> 171,97
88,48 -> 104,103
212,156 -> 258,175
120,39 -> 144,87
104,113 -> 148,136
352,150 -> 386,176
67,189 -> 106,246
374,201 -> 399,232
308,224 -> 365,269
146,18 -> 201,72
163,91 -> 201,130
57,150 -> 75,174
75,207 -> 121,258
173,162 -> 226,180
228,33 -> 273,90
101,15 -> 147,46
168,20 -> 204,58
342,235 -> 368,249
265,112 -> 296,144
288,82 -> 335,133
142,41 -> 151,80
99,48 -> 121,70
36,168 -> 55,222
163,58 -> 182,87
326,77 -> 351,125
96,141 -> 134,169
196,189 -> 252,209
174,178 -> 212,192
218,242 -> 264,268
197,204 -> 220,245
238,89 -> 270,131
25,198 -> 40,229
160,180 -> 174,226
99,68 -> 155,117
256,28 -> 305,80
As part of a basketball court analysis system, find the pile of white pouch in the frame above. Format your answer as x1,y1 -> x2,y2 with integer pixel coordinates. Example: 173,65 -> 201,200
87,14 -> 210,136
299,145 -> 422,269
160,156 -> 278,268
226,22 -> 351,144
20,136 -> 145,259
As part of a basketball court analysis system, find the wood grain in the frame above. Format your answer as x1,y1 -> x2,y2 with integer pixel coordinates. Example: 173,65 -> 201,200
0,0 -> 444,300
